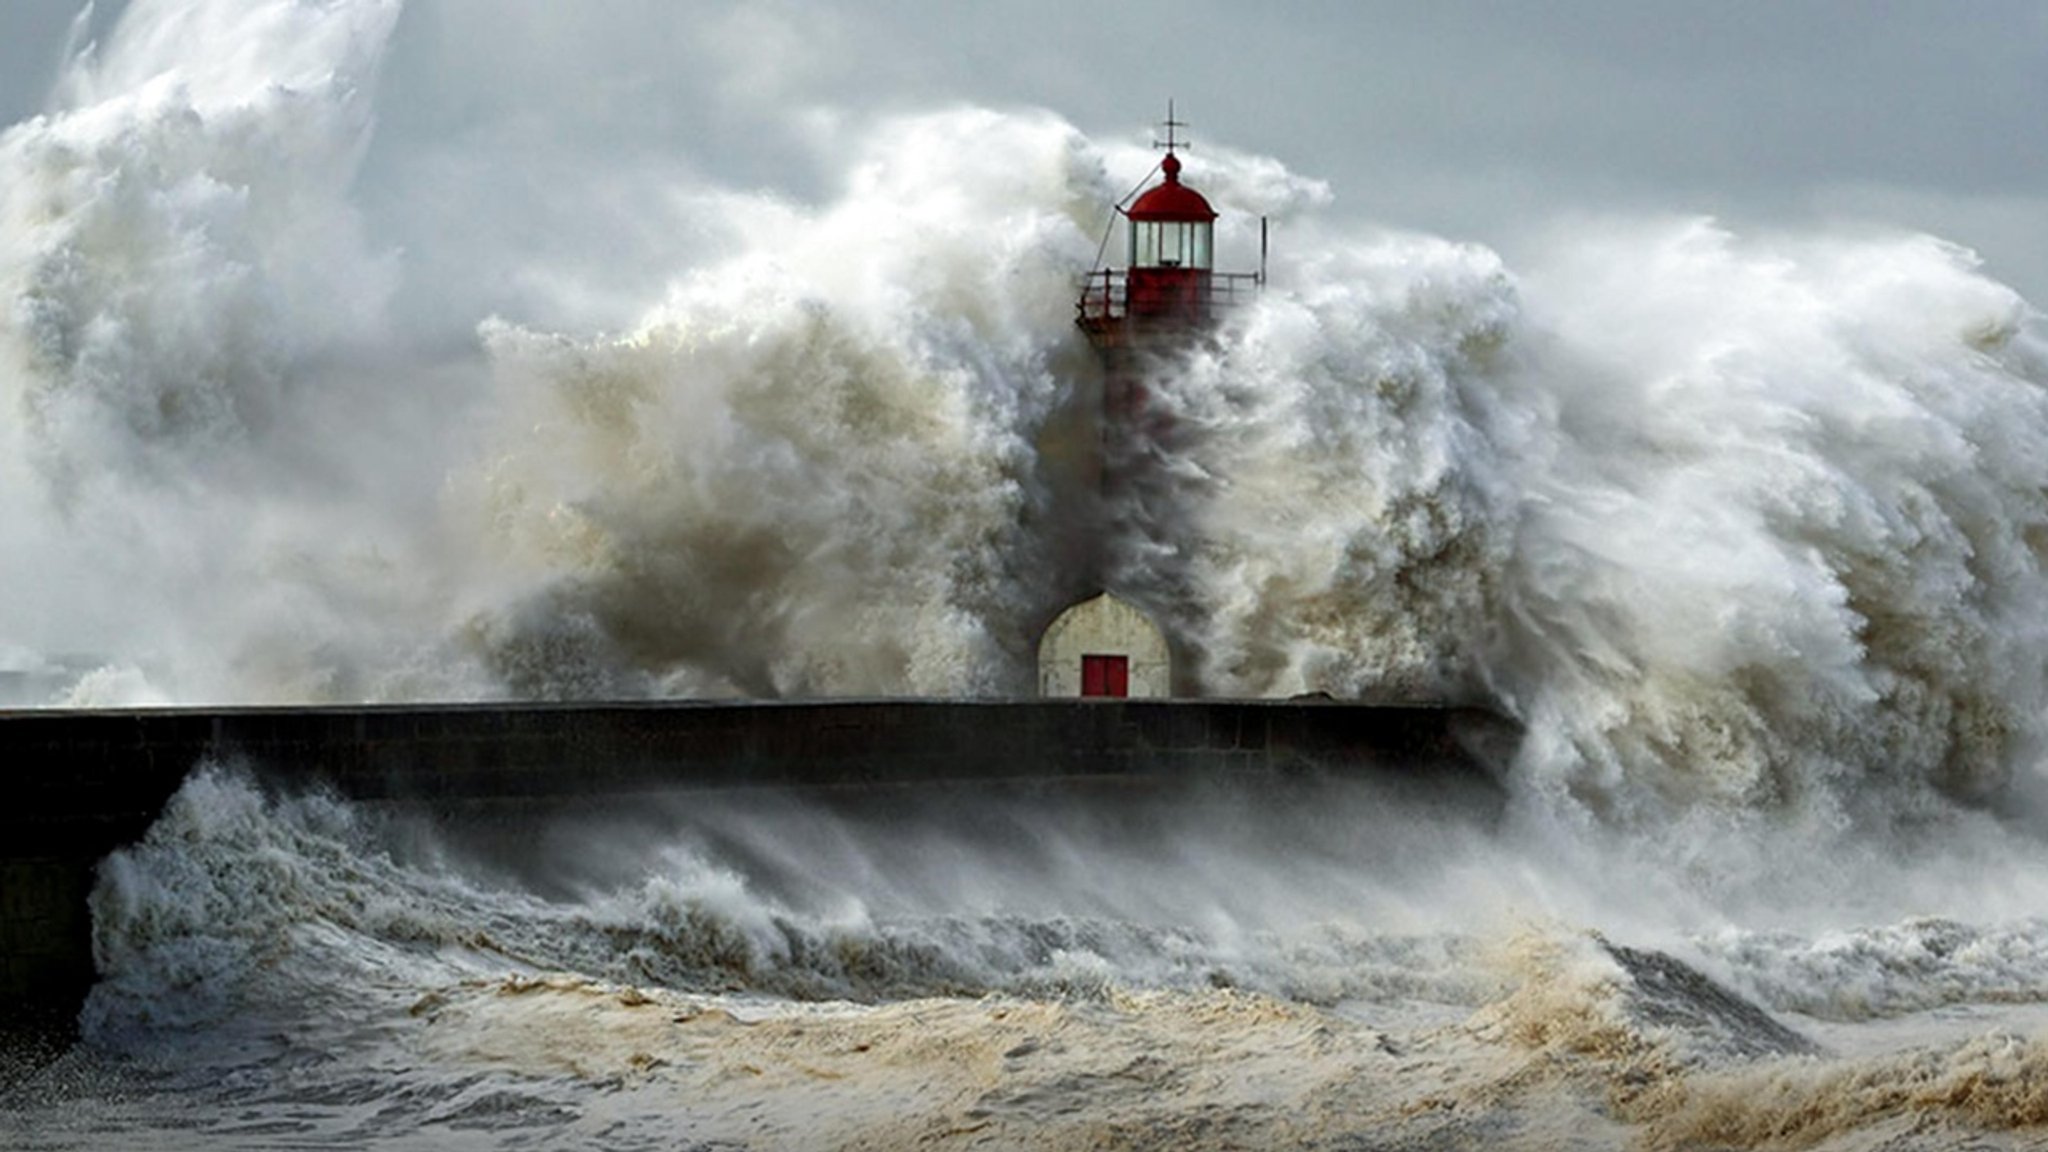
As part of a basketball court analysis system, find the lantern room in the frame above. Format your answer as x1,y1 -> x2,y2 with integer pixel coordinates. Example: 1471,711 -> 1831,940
1075,107 -> 1263,347
1127,153 -> 1215,271
1124,152 -> 1217,322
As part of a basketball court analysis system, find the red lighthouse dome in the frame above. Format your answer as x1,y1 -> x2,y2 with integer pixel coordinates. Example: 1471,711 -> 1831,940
1127,153 -> 1217,224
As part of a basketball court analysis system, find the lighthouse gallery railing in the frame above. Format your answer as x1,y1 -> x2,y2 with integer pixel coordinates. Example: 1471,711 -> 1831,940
1074,270 -> 1264,330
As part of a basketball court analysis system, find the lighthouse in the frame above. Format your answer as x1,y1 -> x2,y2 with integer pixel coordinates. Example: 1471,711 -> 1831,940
1039,107 -> 1265,699
1074,106 -> 1264,436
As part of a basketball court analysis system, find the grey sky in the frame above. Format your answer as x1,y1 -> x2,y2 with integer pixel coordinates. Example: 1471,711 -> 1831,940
5,0 -> 2047,304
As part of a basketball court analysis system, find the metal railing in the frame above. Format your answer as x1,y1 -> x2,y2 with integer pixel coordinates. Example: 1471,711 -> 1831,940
1075,270 -> 1263,328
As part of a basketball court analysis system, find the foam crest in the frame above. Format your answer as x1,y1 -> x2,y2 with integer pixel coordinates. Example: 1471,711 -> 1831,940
0,0 -> 430,706
1638,1030 -> 2048,1149
2,0 -> 400,492
85,764 -> 437,1038
1699,917 -> 2048,1022
83,769 -> 1515,1038
1491,223 -> 2048,844
452,110 -> 1106,696
1108,232 -> 1517,698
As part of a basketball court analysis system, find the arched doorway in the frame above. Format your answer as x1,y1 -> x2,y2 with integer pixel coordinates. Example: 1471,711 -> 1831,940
1036,593 -> 1171,698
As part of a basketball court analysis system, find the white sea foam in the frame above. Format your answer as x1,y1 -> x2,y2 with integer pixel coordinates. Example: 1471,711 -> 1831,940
82,767 -> 1512,1025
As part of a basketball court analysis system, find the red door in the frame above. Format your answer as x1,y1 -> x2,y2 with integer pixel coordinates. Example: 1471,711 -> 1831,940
1081,654 -> 1129,698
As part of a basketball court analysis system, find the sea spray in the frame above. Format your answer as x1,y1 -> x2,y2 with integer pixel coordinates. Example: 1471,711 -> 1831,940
1491,223 -> 2048,871
2,0 -> 2048,890
1,0 -> 401,492
1103,231 -> 1519,701
68,768 -> 2048,1150
0,0 -> 431,705
456,109 -> 1101,698
81,767 -> 1512,1035
10,3 -> 2048,1147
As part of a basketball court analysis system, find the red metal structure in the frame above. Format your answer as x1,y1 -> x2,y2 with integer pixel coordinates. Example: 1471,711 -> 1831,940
1075,106 -> 1263,354
1075,107 -> 1263,441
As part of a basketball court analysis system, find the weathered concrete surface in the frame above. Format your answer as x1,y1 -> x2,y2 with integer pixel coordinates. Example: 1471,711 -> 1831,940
0,698 -> 1515,1024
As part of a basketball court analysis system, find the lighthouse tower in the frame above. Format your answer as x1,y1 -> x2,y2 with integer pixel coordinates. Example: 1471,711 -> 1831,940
1038,108 -> 1264,699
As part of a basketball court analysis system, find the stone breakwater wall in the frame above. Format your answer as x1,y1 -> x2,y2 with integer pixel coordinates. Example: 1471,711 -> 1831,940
0,699 -> 1514,1022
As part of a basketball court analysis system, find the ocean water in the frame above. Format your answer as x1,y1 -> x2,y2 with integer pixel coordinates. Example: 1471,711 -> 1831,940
8,1 -> 2048,1148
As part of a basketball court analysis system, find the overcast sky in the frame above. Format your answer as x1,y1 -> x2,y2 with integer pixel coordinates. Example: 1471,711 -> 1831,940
5,0 -> 2047,305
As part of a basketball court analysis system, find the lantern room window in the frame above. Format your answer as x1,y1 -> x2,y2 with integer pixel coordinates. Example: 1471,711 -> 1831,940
1130,219 -> 1214,270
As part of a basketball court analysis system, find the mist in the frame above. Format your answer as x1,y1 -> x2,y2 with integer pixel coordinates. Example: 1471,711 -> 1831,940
3,0 -> 2048,910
